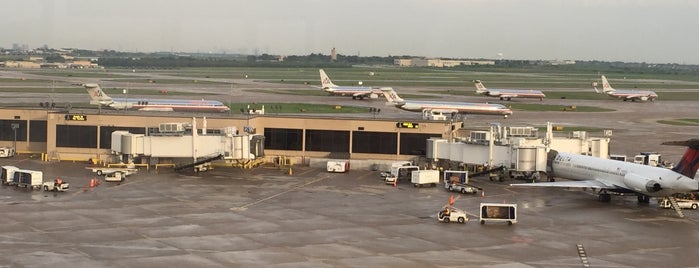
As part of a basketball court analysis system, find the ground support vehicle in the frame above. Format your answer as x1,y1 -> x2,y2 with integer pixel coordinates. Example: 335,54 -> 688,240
479,203 -> 517,225
105,171 -> 126,182
0,147 -> 15,158
659,197 -> 698,210
1,166 -> 19,185
86,167 -> 138,176
437,206 -> 468,223
411,170 -> 439,187
43,179 -> 69,192
444,181 -> 479,194
443,170 -> 479,194
14,169 -> 43,190
327,160 -> 349,173
384,165 -> 419,184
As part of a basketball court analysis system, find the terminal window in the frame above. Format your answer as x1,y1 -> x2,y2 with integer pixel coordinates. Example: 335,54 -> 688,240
352,131 -> 397,154
56,125 -> 97,148
305,129 -> 349,152
264,128 -> 302,150
0,120 -> 27,141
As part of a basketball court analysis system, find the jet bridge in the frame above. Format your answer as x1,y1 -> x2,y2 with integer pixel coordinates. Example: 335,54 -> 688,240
110,118 -> 264,168
427,122 -> 611,181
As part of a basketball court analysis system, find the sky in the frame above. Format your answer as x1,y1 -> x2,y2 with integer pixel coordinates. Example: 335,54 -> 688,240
2,0 -> 699,64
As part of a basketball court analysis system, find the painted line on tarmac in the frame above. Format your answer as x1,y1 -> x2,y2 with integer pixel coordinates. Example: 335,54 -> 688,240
230,174 -> 330,211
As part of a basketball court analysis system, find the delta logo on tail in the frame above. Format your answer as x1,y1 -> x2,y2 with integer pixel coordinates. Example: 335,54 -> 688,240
666,139 -> 699,178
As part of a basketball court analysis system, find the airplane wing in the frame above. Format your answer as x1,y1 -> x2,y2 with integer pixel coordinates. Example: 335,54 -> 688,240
426,109 -> 459,114
624,94 -> 651,101
499,94 -> 518,99
510,179 -> 617,190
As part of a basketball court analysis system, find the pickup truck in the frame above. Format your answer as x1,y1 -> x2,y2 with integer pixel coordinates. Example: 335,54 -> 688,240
43,179 -> 69,192
444,181 -> 479,194
437,206 -> 468,223
86,166 -> 138,176
659,198 -> 699,210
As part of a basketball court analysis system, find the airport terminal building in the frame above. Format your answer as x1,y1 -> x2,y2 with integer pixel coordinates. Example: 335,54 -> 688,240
0,108 -> 458,165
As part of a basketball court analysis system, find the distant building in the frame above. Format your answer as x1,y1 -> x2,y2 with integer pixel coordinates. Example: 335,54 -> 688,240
395,58 -> 495,67
3,61 -> 41,68
394,59 -> 412,67
331,47 -> 337,62
548,60 -> 576,65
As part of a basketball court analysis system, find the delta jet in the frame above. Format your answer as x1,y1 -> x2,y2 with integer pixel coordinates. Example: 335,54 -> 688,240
474,80 -> 546,101
381,88 -> 512,118
84,84 -> 230,113
511,139 -> 699,215
319,69 -> 383,100
593,75 -> 658,102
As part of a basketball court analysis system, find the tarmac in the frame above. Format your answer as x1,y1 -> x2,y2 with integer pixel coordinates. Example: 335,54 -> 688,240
0,69 -> 698,267
1,159 -> 698,267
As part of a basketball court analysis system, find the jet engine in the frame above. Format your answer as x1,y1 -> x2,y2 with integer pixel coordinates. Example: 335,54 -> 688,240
623,173 -> 662,193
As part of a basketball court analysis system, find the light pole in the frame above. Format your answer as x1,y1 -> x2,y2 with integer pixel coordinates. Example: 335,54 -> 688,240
369,107 -> 380,119
11,123 -> 18,151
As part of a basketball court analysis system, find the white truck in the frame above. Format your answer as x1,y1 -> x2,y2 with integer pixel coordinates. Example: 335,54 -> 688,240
1,165 -> 19,185
327,160 -> 349,173
384,165 -> 419,184
437,206 -> 468,223
86,166 -> 138,177
0,147 -> 15,158
659,198 -> 699,210
42,178 -> 69,192
104,171 -> 127,182
443,170 -> 479,194
13,169 -> 43,190
411,170 -> 439,187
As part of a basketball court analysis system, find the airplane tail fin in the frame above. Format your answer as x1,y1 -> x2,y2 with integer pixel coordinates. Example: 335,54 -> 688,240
380,87 -> 404,105
84,83 -> 113,105
663,139 -> 699,178
473,80 -> 488,94
319,69 -> 338,89
601,76 -> 615,93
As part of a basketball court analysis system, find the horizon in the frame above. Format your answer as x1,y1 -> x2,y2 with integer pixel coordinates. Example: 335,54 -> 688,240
2,1 -> 698,65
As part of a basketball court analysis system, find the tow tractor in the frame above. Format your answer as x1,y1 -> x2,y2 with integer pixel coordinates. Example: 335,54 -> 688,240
437,206 -> 468,223
42,178 -> 69,192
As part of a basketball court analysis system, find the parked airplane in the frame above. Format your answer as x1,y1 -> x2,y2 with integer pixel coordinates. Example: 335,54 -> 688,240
511,139 -> 699,212
319,69 -> 383,100
592,75 -> 658,102
381,87 -> 513,118
84,84 -> 230,112
474,80 -> 546,101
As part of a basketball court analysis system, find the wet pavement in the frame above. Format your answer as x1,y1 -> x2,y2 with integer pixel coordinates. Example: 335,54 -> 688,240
0,159 -> 697,267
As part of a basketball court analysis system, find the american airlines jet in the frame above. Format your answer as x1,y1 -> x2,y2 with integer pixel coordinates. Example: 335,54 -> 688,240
319,69 -> 383,100
381,88 -> 512,118
84,84 -> 230,112
474,80 -> 546,101
593,75 -> 658,102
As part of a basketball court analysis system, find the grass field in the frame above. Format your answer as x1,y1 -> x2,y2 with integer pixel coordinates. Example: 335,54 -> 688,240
657,118 -> 699,126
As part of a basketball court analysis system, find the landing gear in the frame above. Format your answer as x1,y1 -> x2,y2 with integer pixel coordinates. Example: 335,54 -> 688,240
598,192 -> 612,202
637,195 -> 650,203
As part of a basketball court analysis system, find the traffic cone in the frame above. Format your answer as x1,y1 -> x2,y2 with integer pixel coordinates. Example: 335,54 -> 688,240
288,167 -> 293,176
89,178 -> 95,188
481,190 -> 485,198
